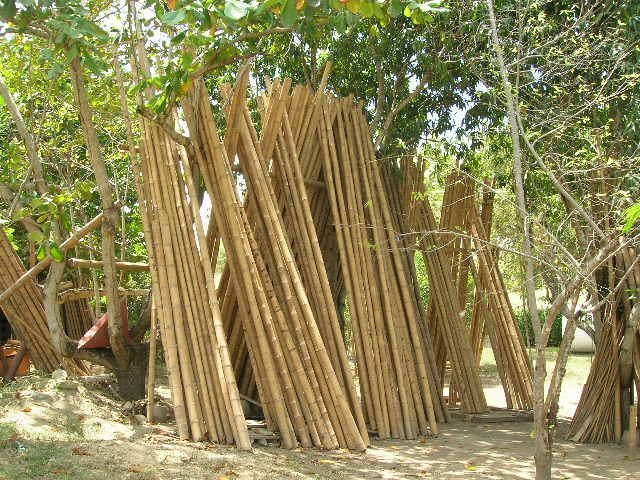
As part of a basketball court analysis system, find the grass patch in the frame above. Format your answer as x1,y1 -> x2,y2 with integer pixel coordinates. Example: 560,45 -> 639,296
0,372 -> 50,404
0,423 -> 99,480
479,345 -> 594,385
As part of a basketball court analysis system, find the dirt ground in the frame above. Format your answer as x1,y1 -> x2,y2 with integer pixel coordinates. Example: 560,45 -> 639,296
1,350 -> 638,480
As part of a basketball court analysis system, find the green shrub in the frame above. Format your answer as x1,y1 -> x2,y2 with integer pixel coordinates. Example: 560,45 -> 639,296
515,308 -> 563,347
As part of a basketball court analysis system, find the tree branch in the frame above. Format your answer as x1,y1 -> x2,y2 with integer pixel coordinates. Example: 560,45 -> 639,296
374,71 -> 430,150
0,75 -> 47,195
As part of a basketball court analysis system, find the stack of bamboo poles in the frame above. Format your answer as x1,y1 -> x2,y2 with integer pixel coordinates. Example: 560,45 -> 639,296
311,95 -> 444,439
469,180 -> 496,365
435,172 -> 532,410
258,79 -> 365,429
181,73 -> 367,451
466,198 -> 533,410
62,296 -> 94,340
135,104 -> 251,448
398,163 -> 487,414
569,242 -> 640,443
211,75 -> 362,426
393,165 -> 532,411
0,228 -> 70,372
423,172 -> 475,405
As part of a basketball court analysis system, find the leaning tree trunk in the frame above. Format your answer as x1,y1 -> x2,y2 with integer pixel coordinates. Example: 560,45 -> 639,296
68,55 -> 128,367
484,1 -> 549,478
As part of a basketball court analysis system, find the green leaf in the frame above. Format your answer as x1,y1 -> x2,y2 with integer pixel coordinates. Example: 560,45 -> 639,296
160,9 -> 187,25
36,244 -> 46,261
27,230 -> 45,244
388,0 -> 402,17
50,242 -> 64,263
171,31 -> 187,45
12,207 -> 30,221
224,0 -> 251,21
29,198 -> 44,209
83,55 -> 108,75
255,0 -> 279,15
47,62 -> 65,80
280,0 -> 297,27
346,0 -> 361,14
623,203 -> 640,233
360,1 -> 373,17
0,0 -> 16,21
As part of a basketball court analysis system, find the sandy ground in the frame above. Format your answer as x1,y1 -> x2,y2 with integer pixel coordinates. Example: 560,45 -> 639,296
0,350 -> 634,480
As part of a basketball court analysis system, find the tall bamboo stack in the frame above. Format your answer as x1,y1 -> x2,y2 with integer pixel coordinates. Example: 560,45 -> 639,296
62,297 -> 94,340
425,173 -> 475,405
181,73 -> 367,451
0,228 -> 75,372
469,180 -> 496,365
466,198 -> 533,410
441,172 -> 532,410
391,165 -> 532,411
399,162 -> 488,413
135,102 -> 251,448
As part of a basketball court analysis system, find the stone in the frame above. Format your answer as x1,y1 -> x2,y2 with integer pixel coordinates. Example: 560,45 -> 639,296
151,404 -> 171,423
57,380 -> 79,391
25,391 -> 55,403
51,369 -> 68,381
132,414 -> 147,425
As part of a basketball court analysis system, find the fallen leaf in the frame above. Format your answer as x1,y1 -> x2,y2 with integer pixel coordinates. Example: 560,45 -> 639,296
72,447 -> 93,456
127,465 -> 146,473
21,407 -> 31,413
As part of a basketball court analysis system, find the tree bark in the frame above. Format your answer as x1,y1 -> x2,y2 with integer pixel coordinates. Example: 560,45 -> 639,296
0,75 -> 47,196
485,1 -> 548,477
68,55 -> 127,368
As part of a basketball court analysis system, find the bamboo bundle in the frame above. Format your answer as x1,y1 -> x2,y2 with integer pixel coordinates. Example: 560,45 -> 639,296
0,228 -> 84,372
379,158 -> 449,425
401,163 -> 488,414
259,80 -> 366,436
135,105 -> 251,448
465,198 -> 533,410
426,173 -> 475,405
437,172 -> 532,410
569,244 -> 640,443
568,300 -> 623,442
62,297 -> 94,340
181,74 -> 366,451
469,180 -> 495,364
311,95 -> 444,439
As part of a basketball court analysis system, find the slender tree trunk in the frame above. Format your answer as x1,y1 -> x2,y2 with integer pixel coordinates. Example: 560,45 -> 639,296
0,75 -> 47,196
68,55 -> 127,367
485,1 -> 549,478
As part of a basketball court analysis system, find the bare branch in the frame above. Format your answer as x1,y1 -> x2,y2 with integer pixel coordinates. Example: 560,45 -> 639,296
374,71 -> 430,150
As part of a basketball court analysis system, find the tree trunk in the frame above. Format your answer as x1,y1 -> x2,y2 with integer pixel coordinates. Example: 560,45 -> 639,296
485,1 -> 549,477
113,343 -> 149,400
68,55 -> 127,368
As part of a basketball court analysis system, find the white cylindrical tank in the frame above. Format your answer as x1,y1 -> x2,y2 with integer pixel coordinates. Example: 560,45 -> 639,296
562,317 -> 595,353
